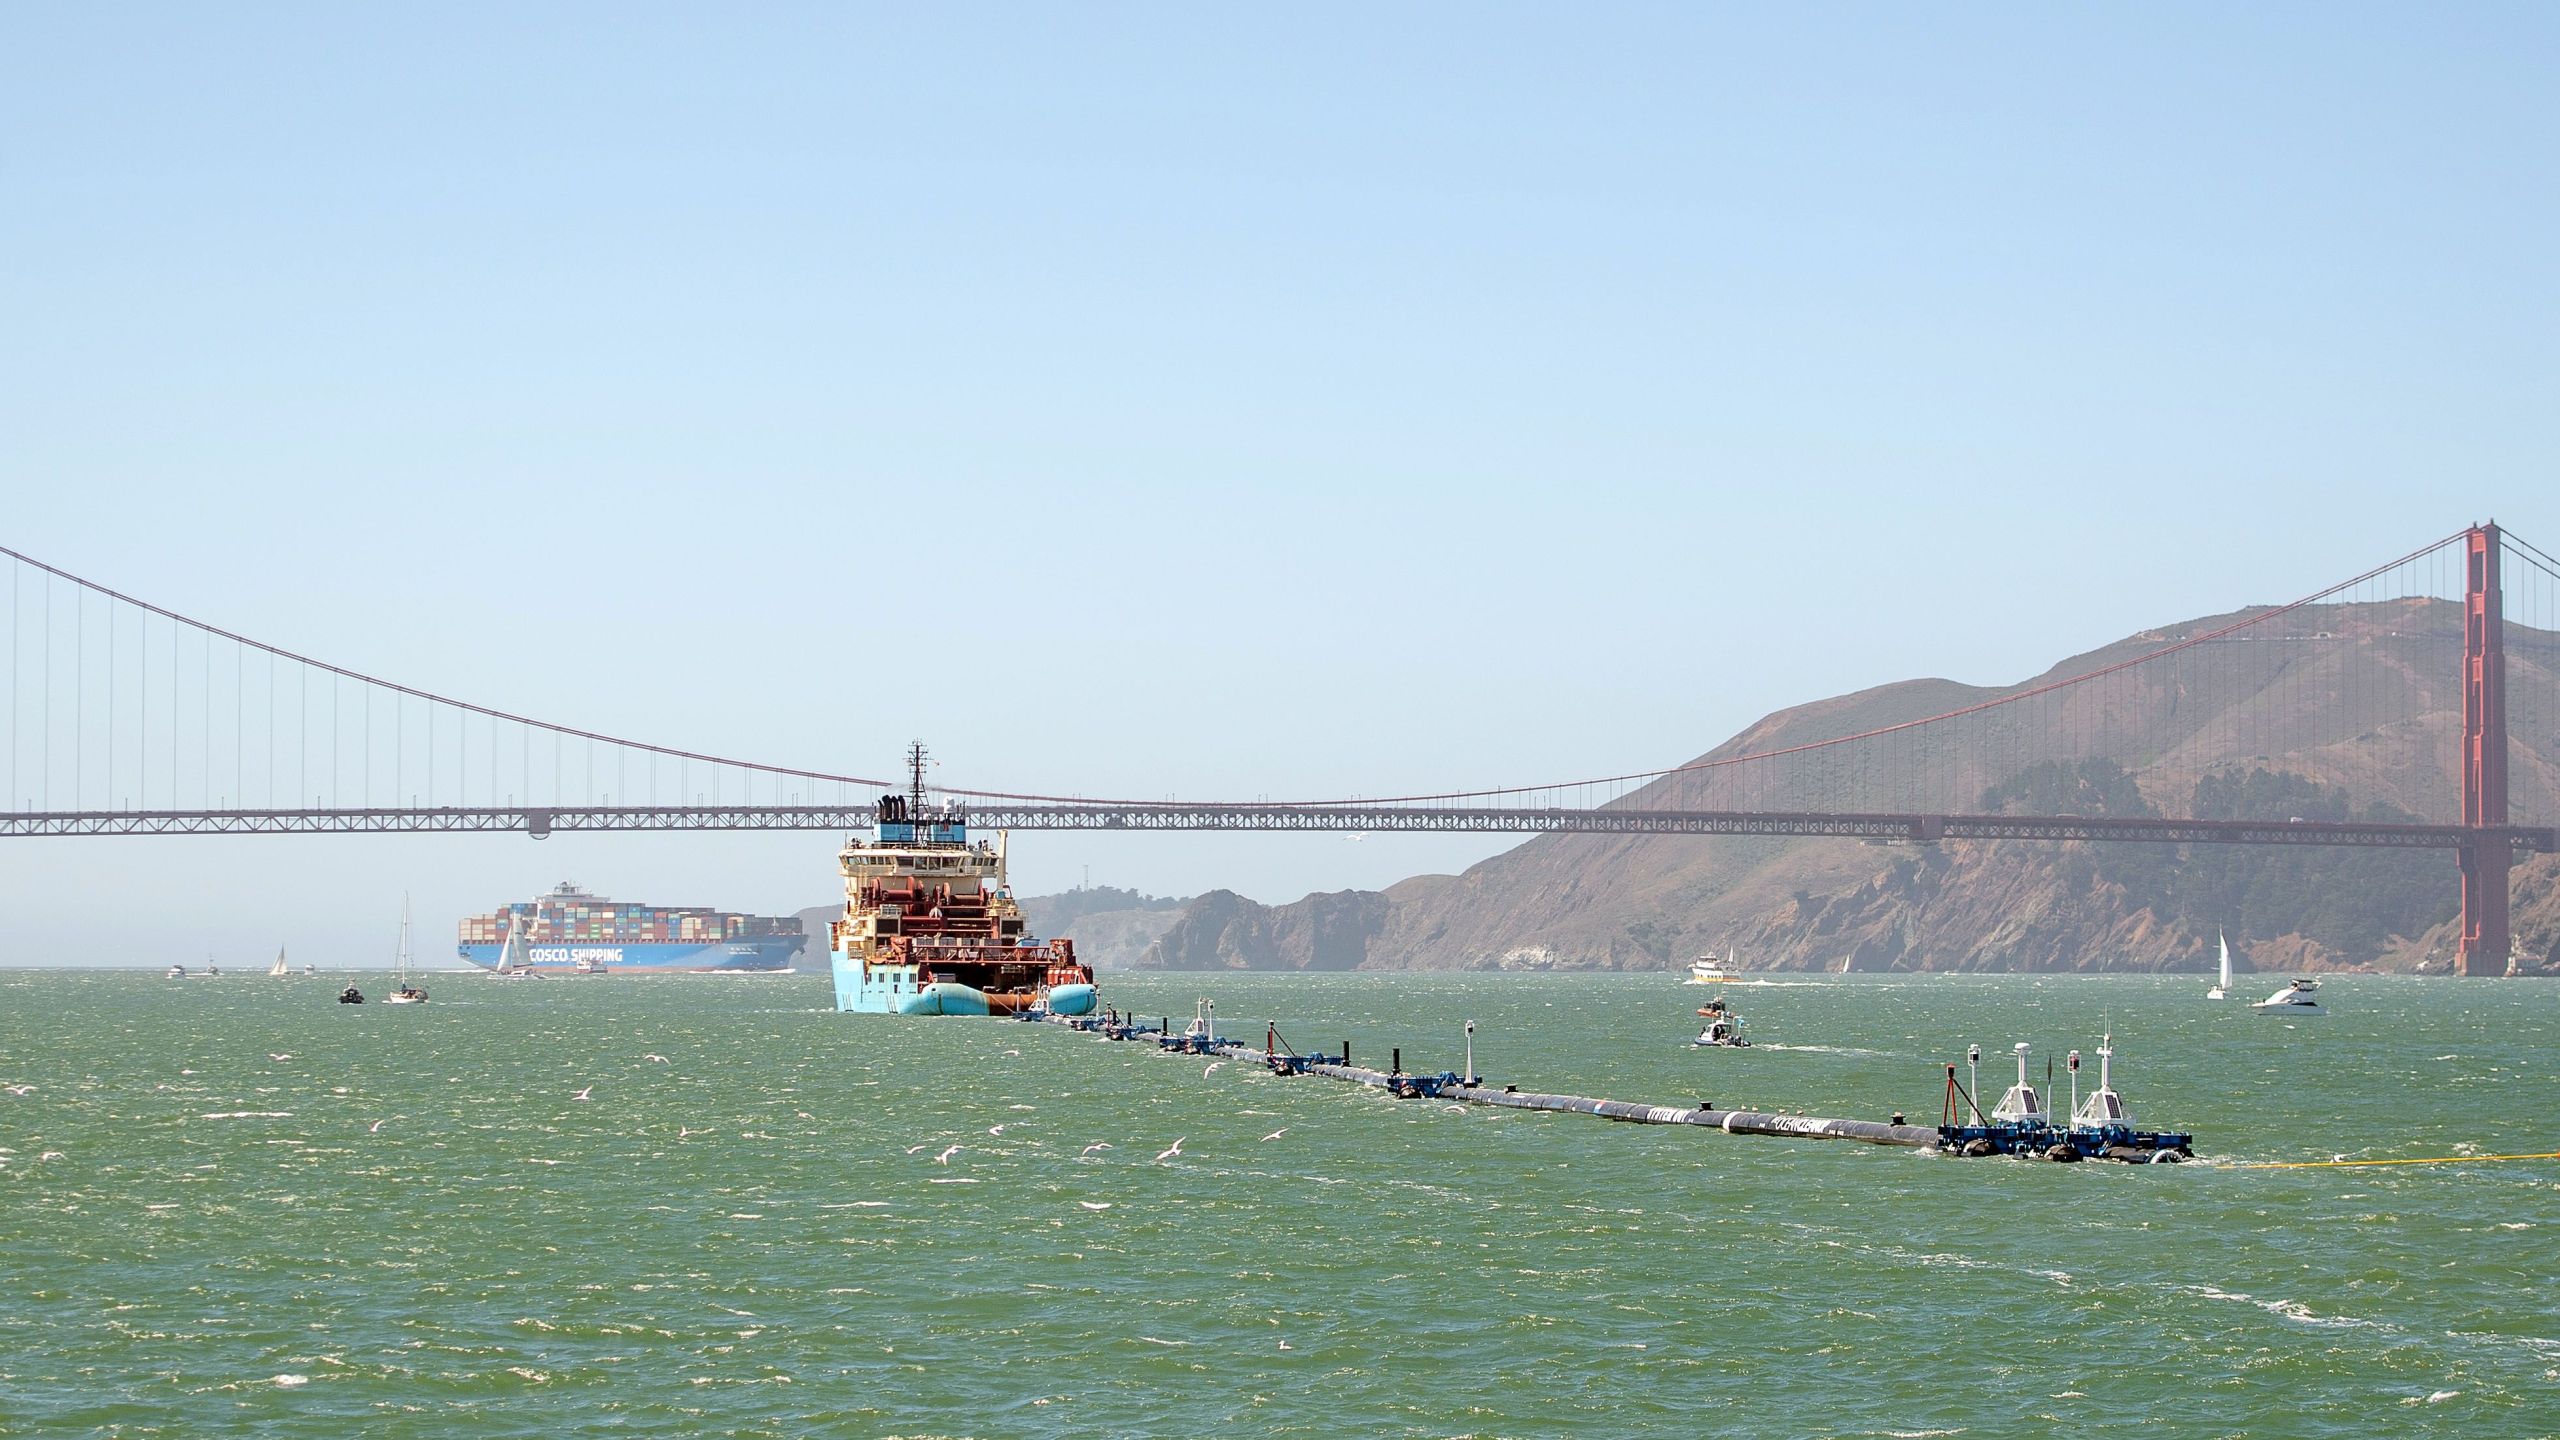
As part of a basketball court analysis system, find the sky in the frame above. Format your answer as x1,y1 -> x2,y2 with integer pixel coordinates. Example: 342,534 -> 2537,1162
4,6 -> 2556,964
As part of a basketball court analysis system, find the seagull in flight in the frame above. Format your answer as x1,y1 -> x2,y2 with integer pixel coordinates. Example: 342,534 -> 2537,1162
267,1053 -> 293,1062
1154,1137 -> 1186,1162
643,1054 -> 670,1064
1260,1128 -> 1288,1142
571,1086 -> 593,1102
904,1143 -> 932,1154
679,1126 -> 709,1138
934,1145 -> 962,1165
368,1119 -> 388,1133
1203,1062 -> 1224,1078
1080,1142 -> 1113,1156
987,1124 -> 1008,1136
3,1084 -> 34,1097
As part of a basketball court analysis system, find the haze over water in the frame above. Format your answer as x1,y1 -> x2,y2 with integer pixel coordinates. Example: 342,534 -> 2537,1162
2,969 -> 2552,1437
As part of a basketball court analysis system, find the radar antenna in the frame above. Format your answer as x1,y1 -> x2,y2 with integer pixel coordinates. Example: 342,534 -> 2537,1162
908,740 -> 930,816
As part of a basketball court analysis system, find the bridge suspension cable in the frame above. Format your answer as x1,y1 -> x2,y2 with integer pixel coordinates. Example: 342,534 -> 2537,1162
936,527 -> 2494,809
2,542 -> 893,818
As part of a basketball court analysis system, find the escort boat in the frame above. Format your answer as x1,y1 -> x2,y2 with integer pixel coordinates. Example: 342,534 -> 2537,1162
1692,996 -> 1750,1048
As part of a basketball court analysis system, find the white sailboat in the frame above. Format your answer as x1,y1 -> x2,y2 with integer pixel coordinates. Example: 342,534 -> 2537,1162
386,895 -> 428,1004
2206,930 -> 2231,1000
491,913 -> 533,977
269,945 -> 291,978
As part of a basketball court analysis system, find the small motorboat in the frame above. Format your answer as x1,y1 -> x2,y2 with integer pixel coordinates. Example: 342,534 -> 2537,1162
166,964 -> 186,979
2250,976 -> 2323,1013
337,985 -> 366,1005
1691,997 -> 1750,1048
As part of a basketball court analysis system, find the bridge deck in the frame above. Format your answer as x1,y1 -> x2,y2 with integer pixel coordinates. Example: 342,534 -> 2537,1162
3,802 -> 2550,851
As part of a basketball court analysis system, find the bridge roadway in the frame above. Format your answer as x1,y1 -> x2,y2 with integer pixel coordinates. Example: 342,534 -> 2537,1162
3,802 -> 2552,852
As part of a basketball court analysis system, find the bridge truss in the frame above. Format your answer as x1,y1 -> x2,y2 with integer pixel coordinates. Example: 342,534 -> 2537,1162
5,800 -> 2550,855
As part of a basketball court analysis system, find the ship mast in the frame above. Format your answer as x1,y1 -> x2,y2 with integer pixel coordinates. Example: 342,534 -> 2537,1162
908,740 -> 930,818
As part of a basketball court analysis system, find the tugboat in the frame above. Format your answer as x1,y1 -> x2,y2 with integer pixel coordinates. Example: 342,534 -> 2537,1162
829,744 -> 1097,1017
2250,976 -> 2322,1013
1691,997 -> 1751,1048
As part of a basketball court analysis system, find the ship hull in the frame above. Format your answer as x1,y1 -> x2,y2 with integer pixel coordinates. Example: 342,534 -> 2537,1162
831,951 -> 1098,1016
455,935 -> 805,974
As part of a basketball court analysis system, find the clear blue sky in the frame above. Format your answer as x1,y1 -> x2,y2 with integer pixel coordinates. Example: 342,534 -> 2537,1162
4,6 -> 2555,962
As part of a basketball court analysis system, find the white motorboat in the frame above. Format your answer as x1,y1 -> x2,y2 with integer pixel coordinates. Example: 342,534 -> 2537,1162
2250,976 -> 2322,1013
1688,951 -> 1739,985
2206,930 -> 2231,1000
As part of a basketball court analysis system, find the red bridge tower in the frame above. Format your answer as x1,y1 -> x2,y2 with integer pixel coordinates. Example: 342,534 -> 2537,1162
2458,521 -> 2512,977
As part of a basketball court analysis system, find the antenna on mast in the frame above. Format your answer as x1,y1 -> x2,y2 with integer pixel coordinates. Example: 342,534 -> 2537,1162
908,740 -> 930,815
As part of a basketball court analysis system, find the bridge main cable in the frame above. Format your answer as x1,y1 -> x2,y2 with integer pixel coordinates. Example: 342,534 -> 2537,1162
0,542 -> 895,793
928,527 -> 2477,810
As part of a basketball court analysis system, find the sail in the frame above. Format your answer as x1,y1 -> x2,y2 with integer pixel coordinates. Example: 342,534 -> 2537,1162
2216,931 -> 2232,990
269,945 -> 289,978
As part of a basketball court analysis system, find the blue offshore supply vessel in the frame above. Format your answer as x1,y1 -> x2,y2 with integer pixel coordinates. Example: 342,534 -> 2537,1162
455,882 -> 808,974
829,745 -> 1098,1017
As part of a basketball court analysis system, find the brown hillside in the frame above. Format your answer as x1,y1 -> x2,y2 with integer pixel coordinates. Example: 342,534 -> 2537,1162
1140,599 -> 2559,973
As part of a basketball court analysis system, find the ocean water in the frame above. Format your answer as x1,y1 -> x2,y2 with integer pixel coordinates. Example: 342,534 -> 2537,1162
0,969 -> 2553,1438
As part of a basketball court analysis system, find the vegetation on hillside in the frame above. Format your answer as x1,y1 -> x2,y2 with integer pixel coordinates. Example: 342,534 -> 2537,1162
1981,760 -> 2457,957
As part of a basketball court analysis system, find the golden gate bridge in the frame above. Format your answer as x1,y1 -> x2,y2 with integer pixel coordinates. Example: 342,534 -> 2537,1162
4,524 -> 2555,976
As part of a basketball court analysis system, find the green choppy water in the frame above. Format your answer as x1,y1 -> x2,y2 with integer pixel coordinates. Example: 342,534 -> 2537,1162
0,969 -> 2554,1438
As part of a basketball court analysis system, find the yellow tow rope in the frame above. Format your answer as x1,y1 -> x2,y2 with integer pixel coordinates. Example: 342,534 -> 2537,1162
2240,1150 -> 2560,1170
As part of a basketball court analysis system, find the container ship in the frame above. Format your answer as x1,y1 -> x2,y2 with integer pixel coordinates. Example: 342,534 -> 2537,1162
455,882 -> 808,974
830,746 -> 1097,1016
